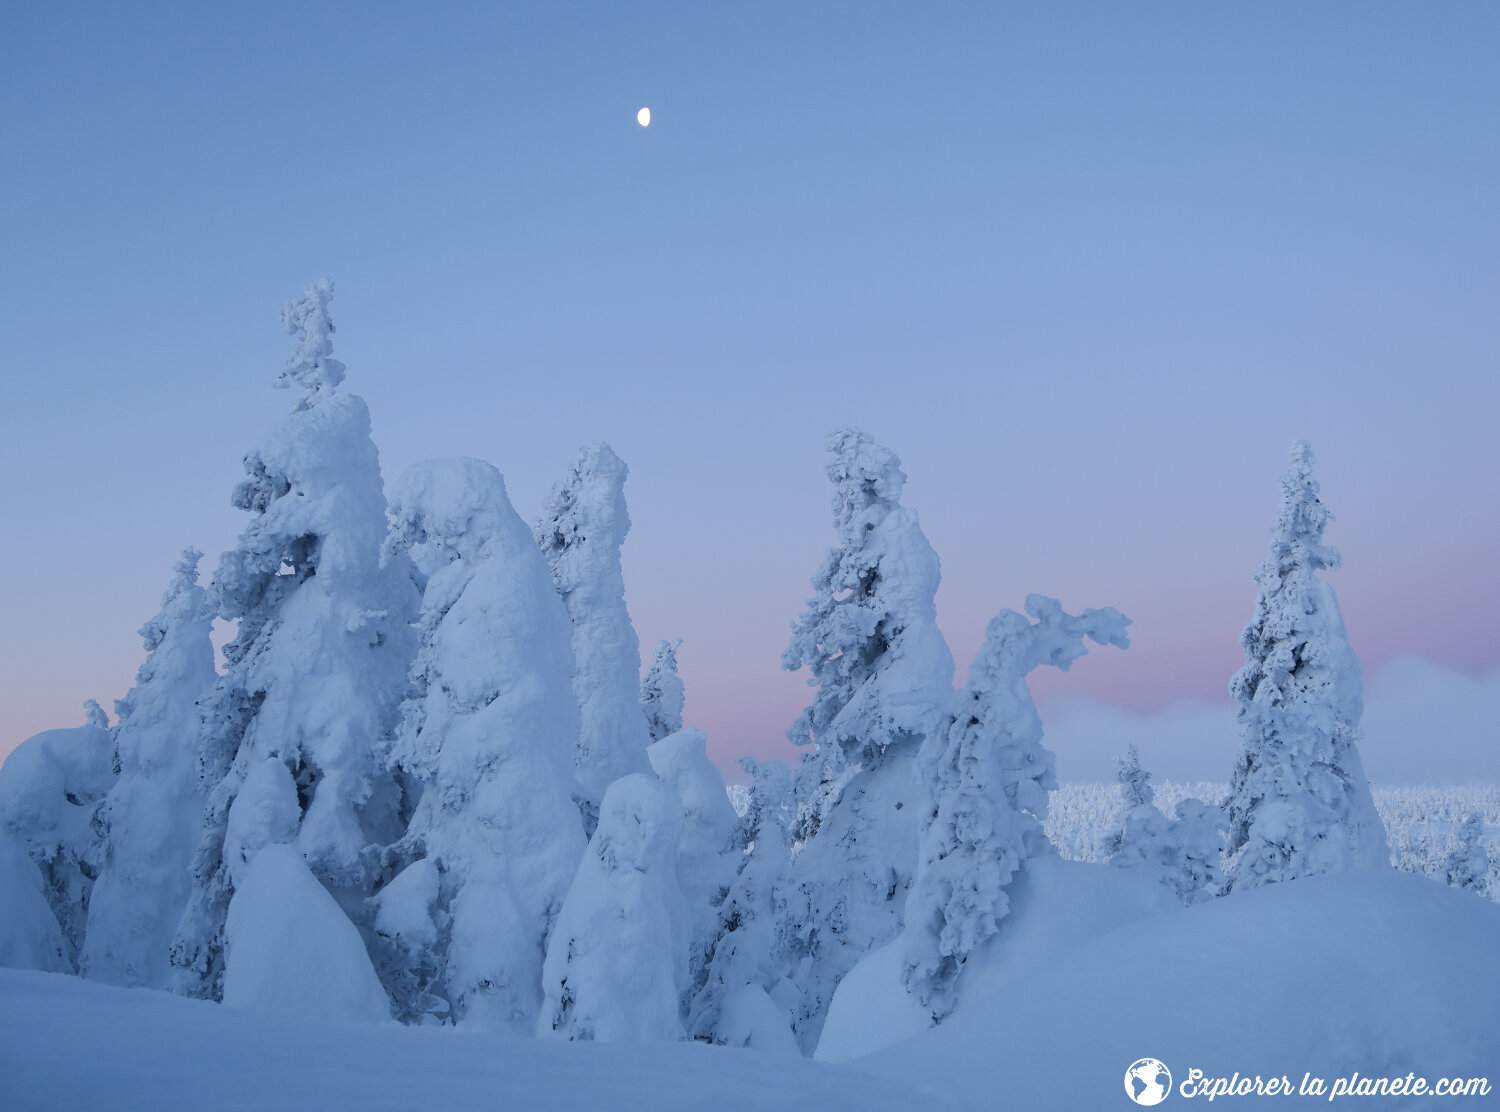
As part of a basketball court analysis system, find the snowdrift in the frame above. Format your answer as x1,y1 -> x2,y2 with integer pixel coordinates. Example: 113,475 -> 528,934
852,867 -> 1500,1109
0,969 -> 969,1112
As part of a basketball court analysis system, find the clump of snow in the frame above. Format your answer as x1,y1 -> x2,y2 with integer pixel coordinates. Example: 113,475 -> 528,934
640,638 -> 685,743
0,724 -> 115,964
222,844 -> 390,1024
0,834 -> 69,973
539,774 -> 689,1042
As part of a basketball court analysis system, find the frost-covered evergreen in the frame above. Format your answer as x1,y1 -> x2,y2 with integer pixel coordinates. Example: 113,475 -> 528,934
0,833 -> 70,973
777,429 -> 956,1051
538,774 -> 689,1042
646,728 -> 739,1021
171,281 -> 419,1000
0,716 -> 115,967
1102,747 -> 1225,908
1443,813 -> 1490,897
374,458 -> 585,1030
535,445 -> 653,830
1223,442 -> 1388,892
83,701 -> 110,731
900,596 -> 1129,1018
689,758 -> 798,1051
641,639 -> 685,743
82,550 -> 218,988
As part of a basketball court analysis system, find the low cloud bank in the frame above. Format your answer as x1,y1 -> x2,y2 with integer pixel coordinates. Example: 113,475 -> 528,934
1041,655 -> 1500,785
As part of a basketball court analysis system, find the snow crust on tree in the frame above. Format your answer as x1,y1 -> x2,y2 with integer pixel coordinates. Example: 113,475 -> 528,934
376,457 -> 585,1030
901,596 -> 1129,1019
538,774 -> 689,1043
688,757 -> 797,1047
172,281 -> 418,1000
81,550 -> 218,988
0,834 -> 70,973
534,444 -> 653,827
646,728 -> 739,1017
222,843 -> 391,1023
775,428 -> 955,1052
0,724 -> 114,966
640,639 -> 685,743
82,701 -> 110,731
1223,442 -> 1388,891
1103,746 -> 1226,907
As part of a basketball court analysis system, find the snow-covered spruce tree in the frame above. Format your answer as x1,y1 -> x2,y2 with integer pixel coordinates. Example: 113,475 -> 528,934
776,428 -> 956,1052
0,708 -> 116,966
1444,813 -> 1490,897
688,757 -> 799,1053
1102,746 -> 1225,908
534,444 -> 653,833
900,596 -> 1129,1019
170,280 -> 418,1001
538,773 -> 690,1042
646,728 -> 740,1024
1222,442 -> 1388,892
641,639 -> 685,743
81,550 -> 218,988
373,458 -> 585,1030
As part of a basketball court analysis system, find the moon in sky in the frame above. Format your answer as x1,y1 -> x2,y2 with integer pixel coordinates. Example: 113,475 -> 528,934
637,106 -> 651,127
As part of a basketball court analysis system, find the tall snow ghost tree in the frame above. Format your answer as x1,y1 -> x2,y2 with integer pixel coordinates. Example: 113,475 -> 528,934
534,444 -> 653,831
901,596 -> 1129,1019
776,428 -> 956,1052
373,458 -> 585,1030
171,280 -> 419,1000
81,550 -> 218,988
537,773 -> 690,1043
640,639 -> 685,743
1223,442 -> 1388,892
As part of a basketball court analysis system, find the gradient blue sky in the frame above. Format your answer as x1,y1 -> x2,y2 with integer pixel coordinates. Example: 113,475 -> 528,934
2,3 -> 1497,779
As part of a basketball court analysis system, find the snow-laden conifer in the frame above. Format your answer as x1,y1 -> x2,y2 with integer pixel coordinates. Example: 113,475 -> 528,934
171,281 -> 418,999
1223,442 -> 1388,891
374,458 -> 585,1030
1444,813 -> 1489,897
538,773 -> 689,1042
641,639 -> 685,743
535,445 -> 653,831
900,596 -> 1129,1018
81,550 -> 217,988
689,757 -> 797,1049
777,428 -> 955,1051
1103,746 -> 1225,907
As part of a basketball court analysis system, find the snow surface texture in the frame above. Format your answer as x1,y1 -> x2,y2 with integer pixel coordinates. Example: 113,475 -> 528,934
538,774 -> 690,1042
81,550 -> 217,988
172,281 -> 418,1000
1224,441 -> 1388,888
535,444 -> 654,828
777,428 -> 956,1052
0,969 -> 970,1112
378,457 -> 585,1030
222,844 -> 390,1023
0,722 -> 114,964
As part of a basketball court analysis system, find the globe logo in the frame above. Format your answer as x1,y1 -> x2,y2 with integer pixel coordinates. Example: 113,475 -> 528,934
1124,1058 -> 1173,1105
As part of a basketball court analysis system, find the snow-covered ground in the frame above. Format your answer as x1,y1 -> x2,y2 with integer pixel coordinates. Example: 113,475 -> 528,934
4,864 -> 1493,1111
